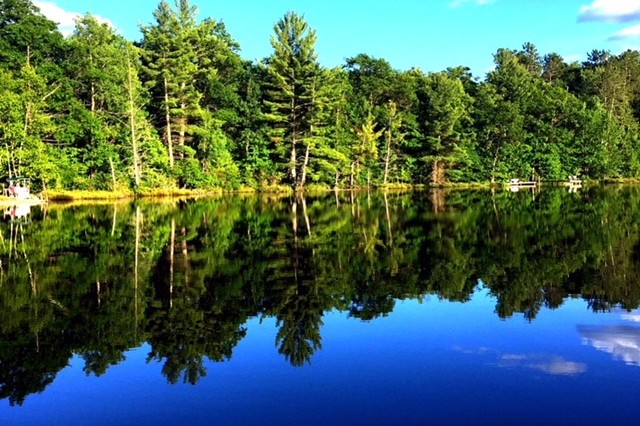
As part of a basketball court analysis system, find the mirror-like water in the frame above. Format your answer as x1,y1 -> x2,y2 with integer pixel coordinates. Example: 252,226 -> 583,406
2,188 -> 640,425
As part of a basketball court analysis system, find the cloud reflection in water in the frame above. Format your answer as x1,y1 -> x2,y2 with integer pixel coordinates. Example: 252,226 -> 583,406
498,354 -> 587,376
453,347 -> 587,376
620,313 -> 640,323
578,324 -> 640,367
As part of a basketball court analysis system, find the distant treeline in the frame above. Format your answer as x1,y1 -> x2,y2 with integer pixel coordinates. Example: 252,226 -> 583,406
2,0 -> 640,191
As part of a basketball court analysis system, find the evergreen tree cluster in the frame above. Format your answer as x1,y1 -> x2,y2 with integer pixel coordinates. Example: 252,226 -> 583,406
2,0 -> 640,191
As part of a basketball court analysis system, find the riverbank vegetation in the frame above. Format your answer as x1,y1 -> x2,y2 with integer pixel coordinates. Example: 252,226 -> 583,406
2,0 -> 640,192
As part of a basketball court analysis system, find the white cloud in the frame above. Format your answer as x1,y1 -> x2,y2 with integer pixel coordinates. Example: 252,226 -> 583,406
609,24 -> 640,40
450,0 -> 495,9
579,325 -> 640,367
33,1 -> 114,36
579,0 -> 640,23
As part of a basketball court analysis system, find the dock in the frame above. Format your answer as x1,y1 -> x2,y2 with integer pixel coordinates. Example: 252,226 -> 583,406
507,179 -> 537,187
507,179 -> 538,191
505,177 -> 583,192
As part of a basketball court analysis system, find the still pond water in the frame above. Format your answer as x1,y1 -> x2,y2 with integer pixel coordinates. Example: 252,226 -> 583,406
1,188 -> 640,425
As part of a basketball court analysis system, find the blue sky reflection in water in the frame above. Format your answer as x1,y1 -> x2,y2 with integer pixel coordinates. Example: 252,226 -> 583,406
3,289 -> 640,426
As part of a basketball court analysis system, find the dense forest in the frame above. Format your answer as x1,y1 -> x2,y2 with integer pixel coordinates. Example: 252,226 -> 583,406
2,0 -> 640,192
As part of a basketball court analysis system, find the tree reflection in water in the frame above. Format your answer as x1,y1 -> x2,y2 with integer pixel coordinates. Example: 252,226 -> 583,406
3,187 -> 640,404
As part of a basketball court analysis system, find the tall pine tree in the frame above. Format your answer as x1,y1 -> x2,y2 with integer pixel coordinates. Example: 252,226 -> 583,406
264,12 -> 321,190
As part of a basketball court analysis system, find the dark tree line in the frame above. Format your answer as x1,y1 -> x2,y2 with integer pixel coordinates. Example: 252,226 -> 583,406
2,0 -> 640,191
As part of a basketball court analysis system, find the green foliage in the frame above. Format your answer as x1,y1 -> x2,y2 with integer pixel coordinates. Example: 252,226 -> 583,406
263,11 -> 321,189
0,0 -> 65,72
418,71 -> 473,184
3,4 -> 640,190
354,108 -> 382,186
192,109 -> 241,188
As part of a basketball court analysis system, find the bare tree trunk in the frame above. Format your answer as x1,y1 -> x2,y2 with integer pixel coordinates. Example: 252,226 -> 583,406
111,204 -> 117,236
292,199 -> 298,244
290,95 -> 297,186
350,189 -> 355,217
134,205 -> 141,333
431,189 -> 446,214
300,143 -> 310,190
178,83 -> 186,160
9,222 -> 14,259
491,145 -> 501,185
290,140 -> 297,186
19,225 -> 35,295
384,192 -> 393,246
89,51 -> 96,113
18,49 -> 34,176
432,159 -> 446,186
163,75 -> 174,168
350,162 -> 355,189
181,227 -> 189,288
384,129 -> 391,186
491,187 -> 501,226
90,82 -> 96,114
127,57 -> 141,187
20,101 -> 30,173
432,159 -> 438,185
109,157 -> 117,190
178,115 -> 186,160
301,195 -> 311,237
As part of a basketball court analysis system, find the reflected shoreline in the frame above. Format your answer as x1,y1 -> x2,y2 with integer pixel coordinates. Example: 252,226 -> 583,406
3,187 -> 640,405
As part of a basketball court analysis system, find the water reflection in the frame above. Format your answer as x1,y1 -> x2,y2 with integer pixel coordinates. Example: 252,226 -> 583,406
3,204 -> 31,221
2,188 -> 640,405
620,313 -> 640,322
579,325 -> 640,367
453,346 -> 587,376
498,354 -> 587,376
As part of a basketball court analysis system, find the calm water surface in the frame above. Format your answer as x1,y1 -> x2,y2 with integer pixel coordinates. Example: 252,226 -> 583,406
1,188 -> 640,425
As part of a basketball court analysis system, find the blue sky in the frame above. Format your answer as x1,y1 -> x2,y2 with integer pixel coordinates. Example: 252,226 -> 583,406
32,0 -> 640,78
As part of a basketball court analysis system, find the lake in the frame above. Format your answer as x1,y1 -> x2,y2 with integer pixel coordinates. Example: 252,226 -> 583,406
1,188 -> 640,425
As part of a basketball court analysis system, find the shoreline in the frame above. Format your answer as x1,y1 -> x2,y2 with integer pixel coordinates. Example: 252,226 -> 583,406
4,179 -> 633,203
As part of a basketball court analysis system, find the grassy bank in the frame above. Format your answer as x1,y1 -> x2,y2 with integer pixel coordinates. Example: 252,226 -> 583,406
40,179 -> 616,202
42,184 -> 290,201
43,189 -> 135,201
